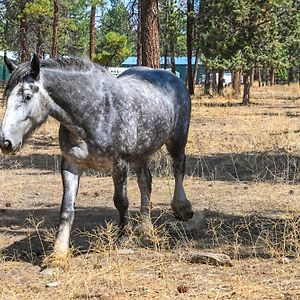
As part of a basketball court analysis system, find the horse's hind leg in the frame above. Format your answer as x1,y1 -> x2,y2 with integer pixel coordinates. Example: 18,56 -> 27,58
112,159 -> 129,231
133,161 -> 153,236
166,137 -> 193,221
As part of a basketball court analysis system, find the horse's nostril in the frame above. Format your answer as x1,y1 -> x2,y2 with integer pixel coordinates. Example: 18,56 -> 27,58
3,140 -> 12,151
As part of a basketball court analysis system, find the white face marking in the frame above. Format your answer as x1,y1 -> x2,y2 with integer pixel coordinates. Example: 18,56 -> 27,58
2,80 -> 51,153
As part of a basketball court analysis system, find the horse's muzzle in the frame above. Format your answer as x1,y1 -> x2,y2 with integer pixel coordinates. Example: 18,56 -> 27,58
2,140 -> 13,152
0,136 -> 20,155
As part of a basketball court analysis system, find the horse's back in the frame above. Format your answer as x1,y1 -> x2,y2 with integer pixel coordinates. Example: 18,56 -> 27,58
117,66 -> 177,81
117,67 -> 187,95
117,67 -> 190,113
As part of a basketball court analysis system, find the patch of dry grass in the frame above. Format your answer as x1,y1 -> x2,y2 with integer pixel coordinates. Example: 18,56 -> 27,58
188,83 -> 300,155
2,211 -> 300,300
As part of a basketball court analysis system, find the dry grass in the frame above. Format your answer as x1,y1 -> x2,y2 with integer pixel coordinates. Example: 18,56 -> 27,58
188,84 -> 300,156
1,83 -> 300,299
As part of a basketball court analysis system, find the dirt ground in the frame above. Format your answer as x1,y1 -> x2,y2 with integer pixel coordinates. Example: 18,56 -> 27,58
1,84 -> 300,299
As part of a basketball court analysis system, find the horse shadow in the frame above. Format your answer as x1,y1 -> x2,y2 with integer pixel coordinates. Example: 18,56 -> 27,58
1,206 -> 299,266
0,205 -> 120,266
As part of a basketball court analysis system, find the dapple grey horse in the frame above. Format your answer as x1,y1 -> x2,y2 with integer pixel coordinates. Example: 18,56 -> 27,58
0,54 -> 193,264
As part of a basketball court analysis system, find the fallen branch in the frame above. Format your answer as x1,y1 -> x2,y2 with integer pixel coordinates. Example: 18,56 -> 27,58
185,252 -> 233,267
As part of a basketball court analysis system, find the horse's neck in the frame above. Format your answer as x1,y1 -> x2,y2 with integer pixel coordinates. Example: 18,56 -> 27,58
50,102 -> 86,137
44,68 -> 114,136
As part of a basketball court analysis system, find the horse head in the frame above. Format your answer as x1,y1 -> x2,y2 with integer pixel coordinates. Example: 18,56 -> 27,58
0,54 -> 51,155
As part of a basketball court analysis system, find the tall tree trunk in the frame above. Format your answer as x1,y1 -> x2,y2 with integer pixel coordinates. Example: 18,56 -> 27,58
170,33 -> 176,74
141,0 -> 160,68
51,0 -> 59,57
89,5 -> 96,60
232,70 -> 240,96
258,68 -> 262,87
261,69 -> 264,86
212,68 -> 217,94
269,66 -> 275,86
288,66 -> 294,84
2,50 -> 7,80
193,47 -> 200,87
36,22 -> 42,57
243,72 -> 251,105
204,67 -> 211,95
163,52 -> 168,69
232,70 -> 241,98
137,0 -> 142,66
265,68 -> 269,86
218,68 -> 224,94
250,68 -> 254,87
36,17 -> 44,58
253,68 -> 259,81
186,0 -> 194,94
20,1 -> 29,62
170,42 -> 176,74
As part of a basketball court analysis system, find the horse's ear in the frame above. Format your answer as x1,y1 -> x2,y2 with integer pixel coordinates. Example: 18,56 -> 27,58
30,53 -> 40,79
4,55 -> 16,73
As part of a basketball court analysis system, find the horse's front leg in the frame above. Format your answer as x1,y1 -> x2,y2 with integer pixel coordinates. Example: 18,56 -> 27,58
112,159 -> 129,231
51,157 -> 81,264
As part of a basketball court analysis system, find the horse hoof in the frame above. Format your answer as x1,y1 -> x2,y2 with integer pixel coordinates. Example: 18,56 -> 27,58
171,200 -> 194,221
42,251 -> 71,270
115,234 -> 130,247
139,235 -> 155,248
134,216 -> 154,237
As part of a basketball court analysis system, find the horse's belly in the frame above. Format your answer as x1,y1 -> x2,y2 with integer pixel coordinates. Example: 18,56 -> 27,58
86,153 -> 113,171
66,153 -> 113,171
61,144 -> 113,172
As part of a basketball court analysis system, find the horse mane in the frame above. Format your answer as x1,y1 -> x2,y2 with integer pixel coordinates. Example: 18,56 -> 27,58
41,56 -> 96,71
4,56 -> 105,97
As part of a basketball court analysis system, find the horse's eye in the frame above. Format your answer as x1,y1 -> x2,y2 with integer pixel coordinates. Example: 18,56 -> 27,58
24,94 -> 33,102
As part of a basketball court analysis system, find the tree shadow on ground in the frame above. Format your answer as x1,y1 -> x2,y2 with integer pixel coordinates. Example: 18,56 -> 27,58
1,206 -> 299,266
196,102 -> 244,108
0,153 -> 62,172
1,151 -> 300,183
192,152 -> 300,182
156,152 -> 300,183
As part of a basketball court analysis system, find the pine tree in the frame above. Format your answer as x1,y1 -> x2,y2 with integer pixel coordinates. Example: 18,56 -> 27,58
141,0 -> 160,68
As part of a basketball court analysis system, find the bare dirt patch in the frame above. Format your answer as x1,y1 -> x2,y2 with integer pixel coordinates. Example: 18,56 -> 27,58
1,84 -> 300,299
